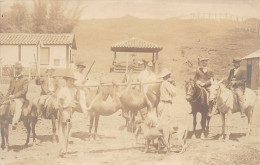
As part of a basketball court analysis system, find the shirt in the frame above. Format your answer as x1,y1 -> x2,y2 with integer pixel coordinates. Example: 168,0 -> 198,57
233,68 -> 240,76
160,80 -> 176,102
74,71 -> 85,86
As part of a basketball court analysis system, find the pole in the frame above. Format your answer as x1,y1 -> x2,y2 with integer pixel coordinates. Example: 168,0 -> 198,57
85,60 -> 95,79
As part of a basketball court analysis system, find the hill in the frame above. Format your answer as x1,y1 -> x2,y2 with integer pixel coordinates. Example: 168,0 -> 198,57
73,16 -> 260,83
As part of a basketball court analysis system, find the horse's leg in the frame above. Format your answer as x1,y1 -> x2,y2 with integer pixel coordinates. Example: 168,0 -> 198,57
89,114 -> 94,139
1,123 -> 5,150
206,116 -> 211,134
192,112 -> 197,139
32,117 -> 37,144
23,118 -> 31,146
226,111 -> 232,141
200,113 -> 207,139
246,108 -> 253,137
219,113 -> 225,140
51,115 -> 57,143
94,115 -> 100,140
4,123 -> 9,152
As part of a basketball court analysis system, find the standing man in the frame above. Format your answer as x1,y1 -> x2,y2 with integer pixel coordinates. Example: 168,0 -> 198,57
74,62 -> 88,113
36,67 -> 56,120
6,62 -> 29,128
227,58 -> 246,118
157,68 -> 176,152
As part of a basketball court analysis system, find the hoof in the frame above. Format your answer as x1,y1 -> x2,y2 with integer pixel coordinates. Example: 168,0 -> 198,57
200,134 -> 206,139
3,147 -> 9,152
218,135 -> 225,141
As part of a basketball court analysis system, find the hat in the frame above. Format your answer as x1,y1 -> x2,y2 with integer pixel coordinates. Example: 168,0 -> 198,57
76,61 -> 86,68
127,65 -> 134,70
199,57 -> 209,61
233,57 -> 241,63
14,62 -> 23,69
147,61 -> 153,67
160,68 -> 171,78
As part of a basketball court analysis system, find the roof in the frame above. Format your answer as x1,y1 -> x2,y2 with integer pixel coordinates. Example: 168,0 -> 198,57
111,37 -> 163,53
242,49 -> 260,60
0,33 -> 77,49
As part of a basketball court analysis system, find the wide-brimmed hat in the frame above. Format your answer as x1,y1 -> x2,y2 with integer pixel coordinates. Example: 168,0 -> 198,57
160,68 -> 171,78
14,62 -> 23,69
76,61 -> 86,68
233,57 -> 241,63
199,57 -> 209,61
147,61 -> 153,67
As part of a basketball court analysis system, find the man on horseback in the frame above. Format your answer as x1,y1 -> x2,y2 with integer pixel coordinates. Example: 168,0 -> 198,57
74,62 -> 88,114
193,57 -> 214,115
227,58 -> 246,118
36,67 -> 56,120
5,62 -> 29,128
138,61 -> 157,93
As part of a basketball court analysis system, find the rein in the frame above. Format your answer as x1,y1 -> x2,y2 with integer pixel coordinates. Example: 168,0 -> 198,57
213,84 -> 229,110
188,84 -> 202,103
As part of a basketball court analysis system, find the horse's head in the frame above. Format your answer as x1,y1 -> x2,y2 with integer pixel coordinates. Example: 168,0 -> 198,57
185,79 -> 196,102
208,78 -> 223,103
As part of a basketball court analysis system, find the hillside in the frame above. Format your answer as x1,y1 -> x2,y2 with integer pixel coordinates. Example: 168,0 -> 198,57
73,16 -> 260,83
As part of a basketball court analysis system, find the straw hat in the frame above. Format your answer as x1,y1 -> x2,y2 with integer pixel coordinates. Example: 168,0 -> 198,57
14,62 -> 23,69
46,66 -> 55,73
199,57 -> 209,61
76,61 -> 86,68
160,68 -> 171,78
232,57 -> 241,63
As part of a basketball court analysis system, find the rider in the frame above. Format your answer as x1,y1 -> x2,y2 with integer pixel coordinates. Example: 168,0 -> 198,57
74,62 -> 88,114
138,61 -> 157,93
6,62 -> 29,128
193,57 -> 214,115
157,68 -> 176,152
36,66 -> 56,120
227,57 -> 246,118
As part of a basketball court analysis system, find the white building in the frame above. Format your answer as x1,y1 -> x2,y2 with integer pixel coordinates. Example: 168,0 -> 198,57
0,33 -> 77,69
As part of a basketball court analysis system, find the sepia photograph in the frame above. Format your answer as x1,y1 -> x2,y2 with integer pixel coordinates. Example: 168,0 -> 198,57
0,0 -> 259,164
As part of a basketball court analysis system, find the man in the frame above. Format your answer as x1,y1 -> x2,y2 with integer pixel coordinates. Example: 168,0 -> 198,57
193,57 -> 214,115
157,68 -> 176,152
36,67 -> 56,120
194,57 -> 214,89
6,62 -> 29,127
74,62 -> 88,113
227,57 -> 246,118
138,61 -> 156,83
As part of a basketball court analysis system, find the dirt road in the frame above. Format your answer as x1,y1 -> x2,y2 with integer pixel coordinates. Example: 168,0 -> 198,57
0,83 -> 259,165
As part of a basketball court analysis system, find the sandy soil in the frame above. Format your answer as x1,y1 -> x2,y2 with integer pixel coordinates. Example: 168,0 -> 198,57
0,83 -> 259,165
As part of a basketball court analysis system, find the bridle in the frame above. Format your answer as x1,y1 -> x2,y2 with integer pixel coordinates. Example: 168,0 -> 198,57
186,82 -> 202,103
211,83 -> 229,110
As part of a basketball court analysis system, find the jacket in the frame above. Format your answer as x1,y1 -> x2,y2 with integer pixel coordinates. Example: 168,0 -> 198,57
6,75 -> 29,99
194,67 -> 214,87
36,76 -> 56,95
227,68 -> 246,88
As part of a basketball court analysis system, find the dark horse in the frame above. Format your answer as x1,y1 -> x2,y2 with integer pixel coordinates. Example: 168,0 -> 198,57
185,79 -> 211,139
0,92 -> 37,151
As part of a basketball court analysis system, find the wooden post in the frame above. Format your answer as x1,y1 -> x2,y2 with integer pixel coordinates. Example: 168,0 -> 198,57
113,51 -> 116,65
152,52 -> 155,63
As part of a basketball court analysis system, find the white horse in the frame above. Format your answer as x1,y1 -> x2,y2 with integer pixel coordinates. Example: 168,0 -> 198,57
208,79 -> 257,140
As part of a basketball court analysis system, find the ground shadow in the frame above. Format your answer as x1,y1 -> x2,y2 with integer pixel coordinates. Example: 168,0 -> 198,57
206,133 -> 246,141
37,134 -> 56,143
71,131 -> 116,141
9,143 -> 34,152
186,130 -> 203,139
89,146 -> 143,153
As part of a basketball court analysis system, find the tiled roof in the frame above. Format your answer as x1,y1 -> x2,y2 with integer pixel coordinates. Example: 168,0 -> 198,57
0,33 -> 76,48
242,49 -> 260,60
111,37 -> 162,52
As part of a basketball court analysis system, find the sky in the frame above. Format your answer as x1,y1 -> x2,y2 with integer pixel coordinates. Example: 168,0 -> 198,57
0,0 -> 260,19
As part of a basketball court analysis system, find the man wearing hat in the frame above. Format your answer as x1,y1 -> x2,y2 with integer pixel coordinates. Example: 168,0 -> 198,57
6,62 -> 29,127
194,57 -> 214,89
227,57 -> 246,118
74,62 -> 88,113
35,66 -> 56,120
157,68 -> 176,152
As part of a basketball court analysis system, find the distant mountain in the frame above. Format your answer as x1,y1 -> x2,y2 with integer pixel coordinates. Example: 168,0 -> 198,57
73,16 -> 260,82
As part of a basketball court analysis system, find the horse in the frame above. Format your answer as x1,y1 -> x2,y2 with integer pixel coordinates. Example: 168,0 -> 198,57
0,94 -> 37,151
84,82 -> 122,139
119,79 -> 160,132
208,79 -> 257,140
185,79 -> 211,139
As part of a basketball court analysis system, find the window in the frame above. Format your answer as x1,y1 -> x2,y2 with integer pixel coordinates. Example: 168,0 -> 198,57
40,47 -> 49,65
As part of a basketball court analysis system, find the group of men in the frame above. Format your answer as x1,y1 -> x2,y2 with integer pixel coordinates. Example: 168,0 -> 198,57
3,55 -> 246,130
193,57 -> 246,118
